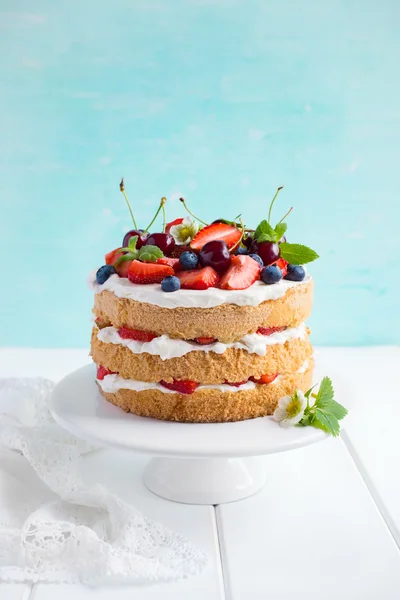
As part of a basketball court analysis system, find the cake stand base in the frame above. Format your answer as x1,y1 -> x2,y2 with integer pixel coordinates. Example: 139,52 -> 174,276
143,456 -> 266,504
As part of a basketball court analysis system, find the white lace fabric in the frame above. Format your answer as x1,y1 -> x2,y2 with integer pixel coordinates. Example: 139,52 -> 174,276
0,379 -> 207,584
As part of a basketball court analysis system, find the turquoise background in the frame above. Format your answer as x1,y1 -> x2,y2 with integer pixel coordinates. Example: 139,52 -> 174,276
1,1 -> 399,348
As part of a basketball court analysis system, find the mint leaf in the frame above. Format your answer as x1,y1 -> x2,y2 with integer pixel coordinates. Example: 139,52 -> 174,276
274,222 -> 287,241
313,409 -> 341,437
254,220 -> 278,243
279,242 -> 319,265
138,245 -> 164,263
128,235 -> 138,252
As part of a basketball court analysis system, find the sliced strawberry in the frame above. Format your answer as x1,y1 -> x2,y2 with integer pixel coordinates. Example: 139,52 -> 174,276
160,379 -> 199,394
177,266 -> 219,290
272,258 -> 288,277
250,373 -> 279,384
257,326 -> 287,336
157,256 -> 181,272
118,327 -> 158,342
127,260 -> 174,284
223,379 -> 248,387
96,365 -> 115,380
166,217 -> 183,234
115,259 -> 133,278
94,316 -> 110,329
170,244 -> 191,258
105,247 -> 125,265
193,336 -> 217,345
190,223 -> 242,252
218,255 -> 260,290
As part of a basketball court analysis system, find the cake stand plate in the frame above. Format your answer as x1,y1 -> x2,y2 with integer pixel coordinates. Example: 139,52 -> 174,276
49,363 -> 333,504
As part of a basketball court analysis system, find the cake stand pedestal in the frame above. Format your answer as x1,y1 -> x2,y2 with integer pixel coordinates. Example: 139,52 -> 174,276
49,364 -> 331,505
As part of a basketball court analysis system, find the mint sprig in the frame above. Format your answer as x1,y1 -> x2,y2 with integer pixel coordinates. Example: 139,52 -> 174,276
279,242 -> 319,265
300,377 -> 347,436
114,235 -> 164,266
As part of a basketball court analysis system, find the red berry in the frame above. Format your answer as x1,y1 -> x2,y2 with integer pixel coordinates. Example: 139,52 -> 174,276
190,223 -> 242,252
160,379 -> 199,394
105,247 -> 125,265
218,255 -> 260,290
156,257 -> 181,272
146,233 -> 175,255
127,260 -> 174,284
193,336 -> 218,345
243,235 -> 253,249
250,241 -> 280,266
166,218 -> 183,234
223,379 -> 248,387
170,244 -> 191,258
256,326 -> 287,336
250,373 -> 279,384
118,327 -> 158,342
199,240 -> 231,274
122,229 -> 149,249
272,258 -> 288,277
177,266 -> 219,290
96,365 -> 115,380
115,259 -> 133,278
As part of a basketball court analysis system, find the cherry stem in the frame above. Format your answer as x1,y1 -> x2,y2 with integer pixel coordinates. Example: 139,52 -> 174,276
267,186 -> 284,224
230,218 -> 245,253
120,178 -> 138,229
277,206 -> 293,224
161,197 -> 167,233
144,197 -> 166,233
179,197 -> 209,226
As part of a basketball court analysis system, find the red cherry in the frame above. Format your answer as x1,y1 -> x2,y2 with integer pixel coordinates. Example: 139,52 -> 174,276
199,240 -> 231,274
250,241 -> 280,266
122,229 -> 149,249
146,233 -> 175,256
243,235 -> 253,249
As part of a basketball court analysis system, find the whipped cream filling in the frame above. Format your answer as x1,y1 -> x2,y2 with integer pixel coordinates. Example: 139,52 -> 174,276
96,358 -> 312,395
96,323 -> 307,360
88,271 -> 311,309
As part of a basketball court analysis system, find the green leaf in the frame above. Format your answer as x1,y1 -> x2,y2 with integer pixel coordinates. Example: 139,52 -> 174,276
313,409 -> 341,437
254,220 -> 278,243
138,245 -> 164,263
113,252 -> 135,267
128,235 -> 139,252
279,242 -> 319,265
304,384 -> 318,400
274,222 -> 287,241
314,377 -> 348,421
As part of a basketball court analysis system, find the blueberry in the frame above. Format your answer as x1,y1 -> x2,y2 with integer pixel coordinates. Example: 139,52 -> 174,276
234,246 -> 249,255
96,265 -> 117,284
249,254 -> 264,268
161,275 -> 181,292
179,251 -> 199,270
261,265 -> 282,285
284,264 -> 305,282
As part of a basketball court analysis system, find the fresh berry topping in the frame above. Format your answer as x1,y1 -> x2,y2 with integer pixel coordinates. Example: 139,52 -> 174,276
257,326 -> 287,336
234,246 -> 249,256
127,260 -> 174,284
249,254 -> 264,268
199,240 -> 231,274
146,232 -> 175,255
193,336 -> 217,345
278,235 -> 287,244
284,264 -> 306,282
94,316 -> 110,329
261,264 -> 282,285
115,259 -> 133,278
96,365 -> 115,380
160,379 -> 199,394
179,251 -> 199,271
218,255 -> 260,290
243,235 -> 253,249
122,229 -> 149,249
157,257 -> 181,271
166,218 -> 183,234
177,266 -> 219,290
272,258 -> 288,277
223,379 -> 248,387
250,373 -> 278,384
250,241 -> 280,266
190,223 -> 242,252
96,265 -> 117,284
161,275 -> 181,292
105,247 -> 125,265
118,327 -> 158,342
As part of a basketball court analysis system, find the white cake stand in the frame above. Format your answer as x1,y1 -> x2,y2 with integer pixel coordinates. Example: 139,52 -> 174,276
49,362 -> 332,505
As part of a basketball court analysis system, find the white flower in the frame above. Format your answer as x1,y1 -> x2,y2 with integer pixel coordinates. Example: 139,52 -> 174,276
170,217 -> 199,245
273,390 -> 307,428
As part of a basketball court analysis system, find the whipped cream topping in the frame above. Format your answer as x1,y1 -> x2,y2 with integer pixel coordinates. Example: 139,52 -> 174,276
96,323 -> 307,360
96,358 -> 312,395
88,271 -> 311,309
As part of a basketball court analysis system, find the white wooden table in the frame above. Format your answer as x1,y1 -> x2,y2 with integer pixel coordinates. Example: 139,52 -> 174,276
1,347 -> 400,599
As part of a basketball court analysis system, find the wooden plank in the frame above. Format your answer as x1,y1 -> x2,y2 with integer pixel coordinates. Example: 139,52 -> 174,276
217,436 -> 400,600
